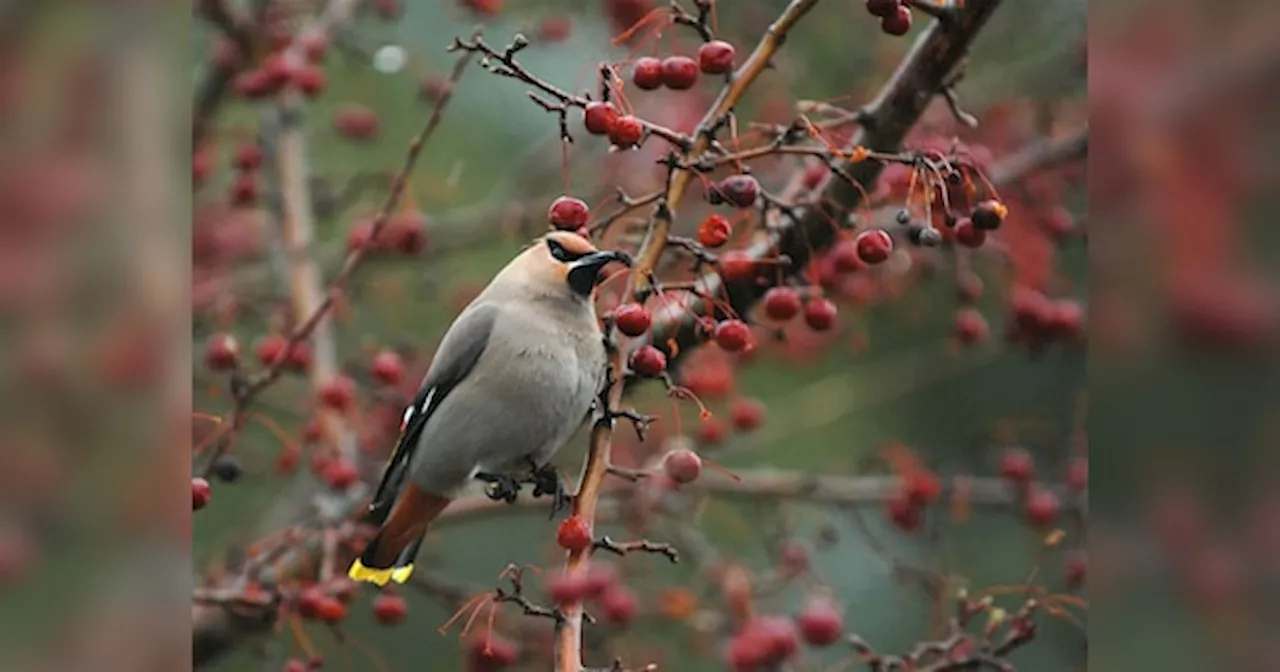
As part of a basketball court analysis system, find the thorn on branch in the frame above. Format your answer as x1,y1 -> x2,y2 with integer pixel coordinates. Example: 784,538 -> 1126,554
607,408 -> 657,441
594,535 -> 679,563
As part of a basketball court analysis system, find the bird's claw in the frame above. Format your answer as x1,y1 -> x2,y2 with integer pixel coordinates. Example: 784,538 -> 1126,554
525,459 -> 570,520
476,472 -> 522,504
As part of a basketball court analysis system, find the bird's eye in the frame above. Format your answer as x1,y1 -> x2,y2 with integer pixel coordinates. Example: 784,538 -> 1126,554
546,239 -> 579,263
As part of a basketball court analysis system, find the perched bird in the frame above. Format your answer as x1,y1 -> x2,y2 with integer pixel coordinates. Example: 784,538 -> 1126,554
348,231 -> 631,587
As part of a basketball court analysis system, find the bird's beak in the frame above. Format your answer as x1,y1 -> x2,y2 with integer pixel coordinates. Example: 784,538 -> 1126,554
567,249 -> 632,295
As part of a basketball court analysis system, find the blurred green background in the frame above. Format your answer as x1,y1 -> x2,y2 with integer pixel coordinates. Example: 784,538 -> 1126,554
192,1 -> 1085,670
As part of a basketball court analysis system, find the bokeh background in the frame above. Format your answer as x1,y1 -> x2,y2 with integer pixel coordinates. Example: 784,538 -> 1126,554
0,0 -> 1272,670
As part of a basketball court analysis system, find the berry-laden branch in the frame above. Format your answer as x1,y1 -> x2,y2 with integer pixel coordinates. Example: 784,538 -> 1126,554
638,0 -> 1014,365
554,3 -> 821,669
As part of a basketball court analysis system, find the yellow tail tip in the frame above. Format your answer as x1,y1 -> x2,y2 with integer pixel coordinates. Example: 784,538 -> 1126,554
347,559 -> 415,586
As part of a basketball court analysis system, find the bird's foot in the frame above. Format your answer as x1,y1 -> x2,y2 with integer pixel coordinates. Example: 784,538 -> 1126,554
524,459 -> 570,520
475,472 -> 522,504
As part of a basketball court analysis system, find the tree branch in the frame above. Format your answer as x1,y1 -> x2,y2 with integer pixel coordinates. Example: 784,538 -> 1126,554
553,3 -> 821,670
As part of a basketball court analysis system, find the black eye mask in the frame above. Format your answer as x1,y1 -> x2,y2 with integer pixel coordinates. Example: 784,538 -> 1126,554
546,239 -> 585,263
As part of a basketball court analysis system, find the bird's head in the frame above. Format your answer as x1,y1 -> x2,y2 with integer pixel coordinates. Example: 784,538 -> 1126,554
502,231 -> 632,300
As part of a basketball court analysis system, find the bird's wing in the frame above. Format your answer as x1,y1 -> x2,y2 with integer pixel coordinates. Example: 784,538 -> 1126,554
363,302 -> 499,525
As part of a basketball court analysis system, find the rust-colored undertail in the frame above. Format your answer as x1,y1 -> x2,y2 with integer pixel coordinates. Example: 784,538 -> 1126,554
347,483 -> 452,587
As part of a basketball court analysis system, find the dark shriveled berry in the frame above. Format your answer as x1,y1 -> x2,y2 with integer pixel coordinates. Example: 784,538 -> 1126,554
717,175 -> 759,208
865,0 -> 901,17
881,6 -> 913,35
971,199 -> 1008,230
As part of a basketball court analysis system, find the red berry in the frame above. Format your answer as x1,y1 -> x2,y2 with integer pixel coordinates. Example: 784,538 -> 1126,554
719,251 -> 757,282
583,101 -> 619,135
286,341 -> 314,373
204,332 -> 241,371
1025,487 -> 1061,528
697,214 -> 732,248
282,659 -> 307,672
601,585 -> 638,624
753,615 -> 800,661
795,598 -> 843,646
698,40 -> 736,74
632,57 -> 663,90
1043,206 -> 1074,240
229,173 -> 258,207
629,345 -> 667,377
468,633 -> 519,670
192,477 -> 212,510
193,149 -> 213,187
1063,551 -> 1087,588
1065,457 -> 1088,492
608,115 -> 644,148
318,375 -> 357,412
854,229 -> 893,264
374,0 -> 404,19
371,349 -> 404,385
903,470 -> 941,506
382,210 -> 429,254
1048,300 -> 1084,339
801,162 -> 828,190
316,596 -> 346,623
866,0 -> 900,17
297,586 -> 326,619
881,6 -> 912,35
300,33 -> 328,62
714,319 -> 754,353
582,563 -> 620,597
557,515 -> 593,552
614,304 -> 652,337
803,298 -> 838,331
347,218 -> 376,253
717,174 -> 759,208
998,447 -> 1035,485
333,105 -> 380,140
294,65 -> 326,97
696,415 -> 726,446
953,308 -> 989,345
321,459 -> 359,490
886,491 -> 920,531
535,15 -> 572,42
547,196 -> 590,230
546,571 -> 589,605
831,239 -> 864,273
232,69 -> 276,99
372,593 -> 408,626
659,55 -> 699,90
763,287 -> 801,321
953,217 -> 986,248
971,199 -> 1007,230
233,142 -> 263,171
663,448 -> 702,484
778,541 -> 809,575
730,398 -> 764,432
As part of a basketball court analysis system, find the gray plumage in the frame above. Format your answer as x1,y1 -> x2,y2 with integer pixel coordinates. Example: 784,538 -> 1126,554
407,292 -> 607,495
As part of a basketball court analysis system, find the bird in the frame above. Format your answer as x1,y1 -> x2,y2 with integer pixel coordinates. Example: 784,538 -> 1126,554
347,231 -> 631,587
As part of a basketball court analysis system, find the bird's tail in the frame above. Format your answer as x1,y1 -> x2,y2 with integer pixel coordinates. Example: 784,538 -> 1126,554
348,483 -> 452,587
